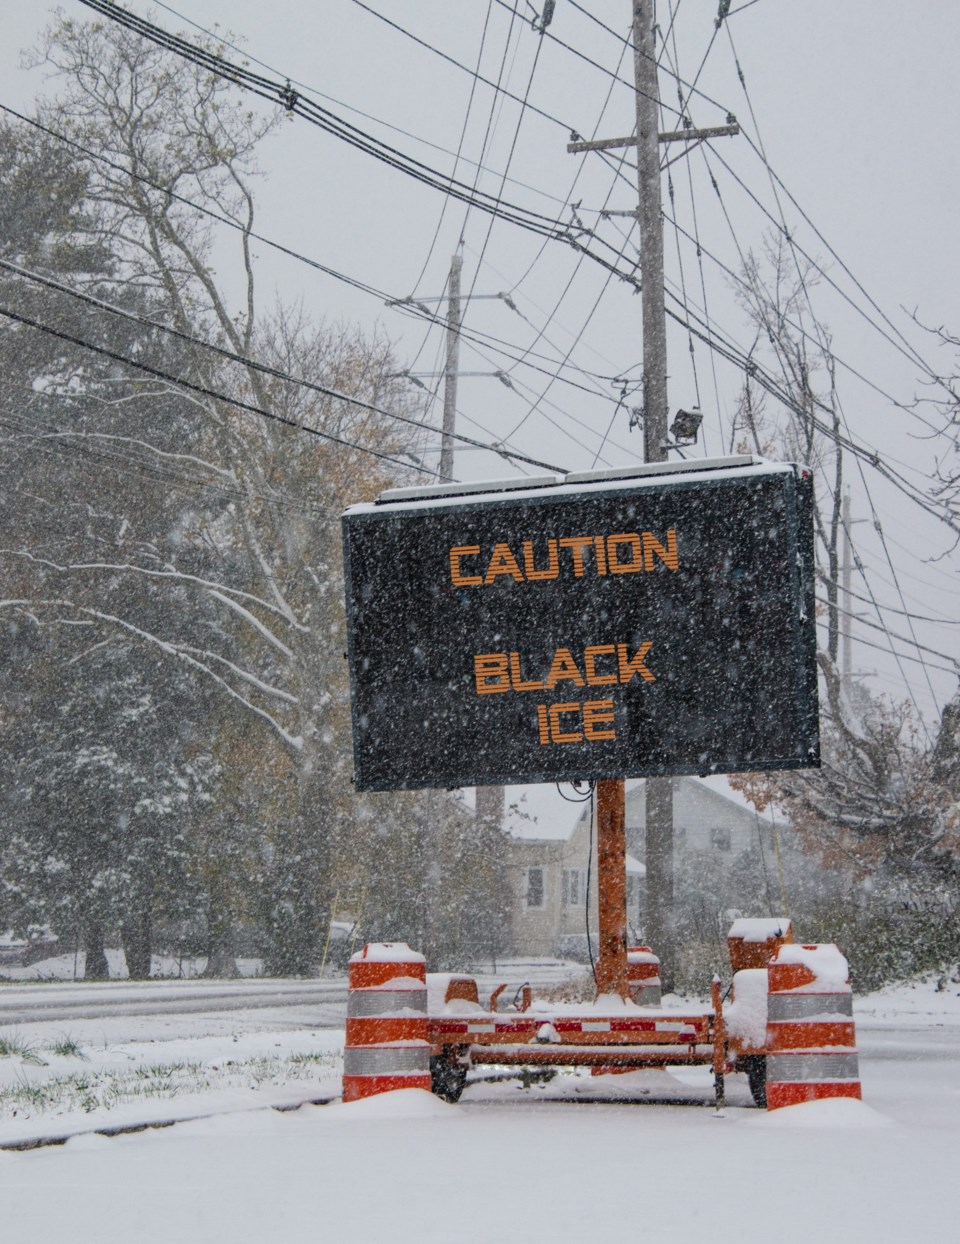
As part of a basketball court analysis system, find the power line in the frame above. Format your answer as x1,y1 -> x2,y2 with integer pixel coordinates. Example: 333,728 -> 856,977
462,4 -> 544,312
410,1 -> 496,294
0,303 -> 569,477
813,609 -> 957,679
564,0 -> 736,121
75,0 -> 578,246
349,0 -> 584,133
707,33 -> 953,406
715,26 -> 943,718
17,17 -> 956,535
149,0 -> 579,215
0,259 -> 567,476
591,198 -> 957,526
0,104 -> 630,414
819,570 -> 960,627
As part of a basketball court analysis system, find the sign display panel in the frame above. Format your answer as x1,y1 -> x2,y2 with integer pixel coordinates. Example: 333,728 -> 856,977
342,461 -> 819,791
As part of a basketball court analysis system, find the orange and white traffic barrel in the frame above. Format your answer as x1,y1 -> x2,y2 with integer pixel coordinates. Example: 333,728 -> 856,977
765,942 -> 861,1110
627,946 -> 661,1006
342,942 -> 431,1102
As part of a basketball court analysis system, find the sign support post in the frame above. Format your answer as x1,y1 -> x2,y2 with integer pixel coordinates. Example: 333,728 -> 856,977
593,1 -> 670,1000
595,777 -> 629,996
569,4 -> 742,997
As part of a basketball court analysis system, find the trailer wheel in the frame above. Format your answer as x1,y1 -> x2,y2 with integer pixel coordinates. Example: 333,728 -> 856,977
430,1050 -> 468,1103
743,1055 -> 767,1108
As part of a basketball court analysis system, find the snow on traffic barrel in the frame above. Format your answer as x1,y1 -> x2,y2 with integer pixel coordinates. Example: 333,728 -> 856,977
342,942 -> 431,1102
727,916 -> 792,973
765,942 -> 861,1110
627,946 -> 661,1006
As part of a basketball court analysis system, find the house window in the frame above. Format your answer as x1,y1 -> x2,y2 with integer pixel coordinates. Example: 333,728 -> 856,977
710,826 -> 732,851
525,867 -> 545,909
562,869 -> 583,906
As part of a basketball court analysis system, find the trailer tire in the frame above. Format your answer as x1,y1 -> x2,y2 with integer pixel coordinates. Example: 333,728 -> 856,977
743,1055 -> 767,1108
430,1050 -> 468,1103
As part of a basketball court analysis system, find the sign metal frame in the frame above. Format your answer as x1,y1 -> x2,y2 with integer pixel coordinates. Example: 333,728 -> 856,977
342,459 -> 819,792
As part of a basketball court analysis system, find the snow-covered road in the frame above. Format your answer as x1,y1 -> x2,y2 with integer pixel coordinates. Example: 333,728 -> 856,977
0,959 -> 583,1029
0,972 -> 956,1242
0,977 -> 351,1025
1,1042 -> 956,1244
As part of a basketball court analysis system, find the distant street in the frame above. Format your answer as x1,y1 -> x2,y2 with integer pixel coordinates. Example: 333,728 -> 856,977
0,960 -> 582,1029
0,978 -> 350,1025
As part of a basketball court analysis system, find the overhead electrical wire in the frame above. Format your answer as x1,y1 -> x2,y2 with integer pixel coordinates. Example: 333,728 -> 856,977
148,0 -> 583,216
461,2 -> 544,313
69,3 -> 640,466
75,0 -> 580,247
705,135 -> 954,415
563,0 -> 736,121
711,26 -> 943,718
0,303 -> 441,475
813,596 -> 957,673
0,301 -> 569,479
0,105 -> 632,413
812,609 -> 957,679
480,22 -> 636,402
410,1 -> 496,294
349,0 -> 592,132
589,201 -> 955,528
0,261 -> 568,476
41,5 -> 698,347
662,8 -> 724,455
47,4 -> 960,544
818,571 -> 960,628
11,0 -> 948,727
721,20 -> 951,397
0,381 -> 353,524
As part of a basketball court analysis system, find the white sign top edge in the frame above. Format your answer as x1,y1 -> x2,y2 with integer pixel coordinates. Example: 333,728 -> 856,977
345,456 -> 800,517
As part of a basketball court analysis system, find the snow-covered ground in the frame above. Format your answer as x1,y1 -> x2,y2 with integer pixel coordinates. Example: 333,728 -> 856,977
0,968 -> 957,1242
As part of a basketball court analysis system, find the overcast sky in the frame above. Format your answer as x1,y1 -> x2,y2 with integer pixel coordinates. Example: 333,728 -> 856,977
1,1 -> 957,830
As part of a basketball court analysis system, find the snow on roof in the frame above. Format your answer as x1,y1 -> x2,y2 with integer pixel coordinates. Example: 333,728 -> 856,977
625,853 -> 645,876
693,774 -> 789,824
503,772 -> 788,844
503,785 -> 584,842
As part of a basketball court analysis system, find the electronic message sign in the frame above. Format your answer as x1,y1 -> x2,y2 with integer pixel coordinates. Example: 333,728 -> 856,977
342,458 -> 819,791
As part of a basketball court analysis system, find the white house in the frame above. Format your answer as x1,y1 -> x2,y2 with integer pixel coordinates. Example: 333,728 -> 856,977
503,776 -> 775,959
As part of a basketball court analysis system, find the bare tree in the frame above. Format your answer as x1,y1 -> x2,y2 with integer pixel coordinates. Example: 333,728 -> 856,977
1,15 -> 427,973
735,234 -> 845,661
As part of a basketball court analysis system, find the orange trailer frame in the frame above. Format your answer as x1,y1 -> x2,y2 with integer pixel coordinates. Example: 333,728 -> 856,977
427,976 -> 730,1106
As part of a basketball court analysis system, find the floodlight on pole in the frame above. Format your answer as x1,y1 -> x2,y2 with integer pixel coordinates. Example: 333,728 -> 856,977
665,409 -> 704,448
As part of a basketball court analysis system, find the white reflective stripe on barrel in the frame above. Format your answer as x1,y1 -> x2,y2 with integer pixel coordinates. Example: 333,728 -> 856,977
347,989 -> 427,1017
768,993 -> 852,1021
343,1046 -> 431,1077
767,1052 -> 860,1082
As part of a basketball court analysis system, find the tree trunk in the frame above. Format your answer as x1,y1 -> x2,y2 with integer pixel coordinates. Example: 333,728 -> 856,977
83,922 -> 110,981
203,906 -> 238,978
122,910 -> 153,980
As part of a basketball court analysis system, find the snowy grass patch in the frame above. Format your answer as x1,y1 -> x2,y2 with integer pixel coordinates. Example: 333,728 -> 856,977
0,1052 -> 339,1118
0,1032 -> 343,1122
0,1032 -> 47,1064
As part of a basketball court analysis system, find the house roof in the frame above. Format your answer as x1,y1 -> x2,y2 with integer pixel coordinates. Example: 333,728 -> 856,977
503,774 -> 779,843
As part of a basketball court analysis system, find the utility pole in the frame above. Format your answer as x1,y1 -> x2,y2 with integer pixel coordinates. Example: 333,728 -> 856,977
841,489 -> 852,692
567,2 -> 738,997
435,250 -> 507,853
632,0 -> 675,995
439,252 -> 462,482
